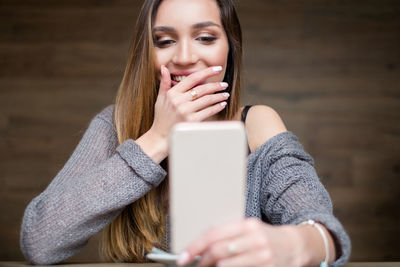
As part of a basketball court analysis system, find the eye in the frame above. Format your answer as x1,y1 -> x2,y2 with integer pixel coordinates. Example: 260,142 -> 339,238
154,37 -> 175,48
197,36 -> 217,43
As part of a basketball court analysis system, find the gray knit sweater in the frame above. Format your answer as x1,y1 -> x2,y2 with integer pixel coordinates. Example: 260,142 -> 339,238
20,105 -> 351,266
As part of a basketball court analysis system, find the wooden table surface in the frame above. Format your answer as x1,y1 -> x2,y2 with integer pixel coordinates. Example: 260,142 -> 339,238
1,262 -> 400,267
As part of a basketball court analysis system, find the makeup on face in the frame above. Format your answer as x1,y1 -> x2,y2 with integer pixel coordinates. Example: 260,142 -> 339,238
153,0 -> 229,85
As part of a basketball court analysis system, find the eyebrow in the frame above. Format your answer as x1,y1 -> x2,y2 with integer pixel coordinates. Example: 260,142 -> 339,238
193,21 -> 221,29
153,21 -> 221,33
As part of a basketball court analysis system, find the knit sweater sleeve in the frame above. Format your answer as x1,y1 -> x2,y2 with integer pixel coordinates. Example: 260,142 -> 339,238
254,131 -> 351,267
20,106 -> 167,265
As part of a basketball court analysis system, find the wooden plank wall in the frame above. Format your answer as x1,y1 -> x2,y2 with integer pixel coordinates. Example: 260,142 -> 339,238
1,0 -> 399,262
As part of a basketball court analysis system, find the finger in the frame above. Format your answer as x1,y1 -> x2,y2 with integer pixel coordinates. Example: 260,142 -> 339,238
197,229 -> 263,267
177,220 -> 248,266
192,101 -> 228,122
184,92 -> 229,118
186,82 -> 228,101
178,218 -> 264,266
174,66 -> 223,93
159,65 -> 171,95
216,249 -> 272,267
196,239 -> 234,267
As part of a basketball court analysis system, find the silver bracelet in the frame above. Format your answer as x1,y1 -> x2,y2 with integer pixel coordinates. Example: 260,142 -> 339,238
300,219 -> 329,267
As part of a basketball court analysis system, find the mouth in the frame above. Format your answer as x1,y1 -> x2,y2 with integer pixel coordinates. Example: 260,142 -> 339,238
171,75 -> 187,83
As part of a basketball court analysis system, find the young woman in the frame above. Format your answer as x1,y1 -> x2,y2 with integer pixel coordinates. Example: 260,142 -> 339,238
20,0 -> 351,266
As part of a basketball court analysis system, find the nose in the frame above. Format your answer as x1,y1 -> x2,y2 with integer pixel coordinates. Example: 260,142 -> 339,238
172,39 -> 198,66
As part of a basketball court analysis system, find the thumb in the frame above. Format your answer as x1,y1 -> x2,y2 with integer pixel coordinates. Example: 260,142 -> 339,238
158,65 -> 171,95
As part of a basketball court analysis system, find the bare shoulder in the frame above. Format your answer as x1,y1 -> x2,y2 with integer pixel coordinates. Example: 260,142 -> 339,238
237,105 -> 287,152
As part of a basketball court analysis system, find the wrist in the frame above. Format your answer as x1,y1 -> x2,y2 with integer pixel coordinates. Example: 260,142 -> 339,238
297,221 -> 336,267
136,128 -> 168,163
275,225 -> 309,267
284,225 -> 312,267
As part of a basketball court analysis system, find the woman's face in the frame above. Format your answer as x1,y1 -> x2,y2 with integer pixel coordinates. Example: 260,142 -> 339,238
153,0 -> 229,85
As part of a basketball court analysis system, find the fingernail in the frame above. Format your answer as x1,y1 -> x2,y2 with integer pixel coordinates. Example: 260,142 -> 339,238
220,101 -> 227,107
177,251 -> 190,266
223,92 -> 230,98
220,82 -> 228,88
161,65 -> 166,76
212,66 -> 223,72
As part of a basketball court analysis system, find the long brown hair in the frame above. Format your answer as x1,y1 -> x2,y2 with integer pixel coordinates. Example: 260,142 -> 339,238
101,0 -> 242,262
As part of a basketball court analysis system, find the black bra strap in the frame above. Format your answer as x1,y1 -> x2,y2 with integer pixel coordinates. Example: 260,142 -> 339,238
240,105 -> 253,154
241,105 -> 253,123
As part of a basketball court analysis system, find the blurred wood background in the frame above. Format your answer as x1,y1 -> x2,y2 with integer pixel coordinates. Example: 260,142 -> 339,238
1,0 -> 399,262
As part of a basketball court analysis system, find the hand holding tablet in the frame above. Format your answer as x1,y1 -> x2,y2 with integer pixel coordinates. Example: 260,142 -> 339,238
148,121 -> 247,266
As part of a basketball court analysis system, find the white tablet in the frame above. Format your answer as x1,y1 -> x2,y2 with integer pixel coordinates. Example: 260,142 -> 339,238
168,121 -> 247,254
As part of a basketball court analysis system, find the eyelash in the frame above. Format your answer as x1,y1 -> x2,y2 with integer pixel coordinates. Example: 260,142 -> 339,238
197,36 -> 217,43
154,39 -> 174,47
154,36 -> 218,47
